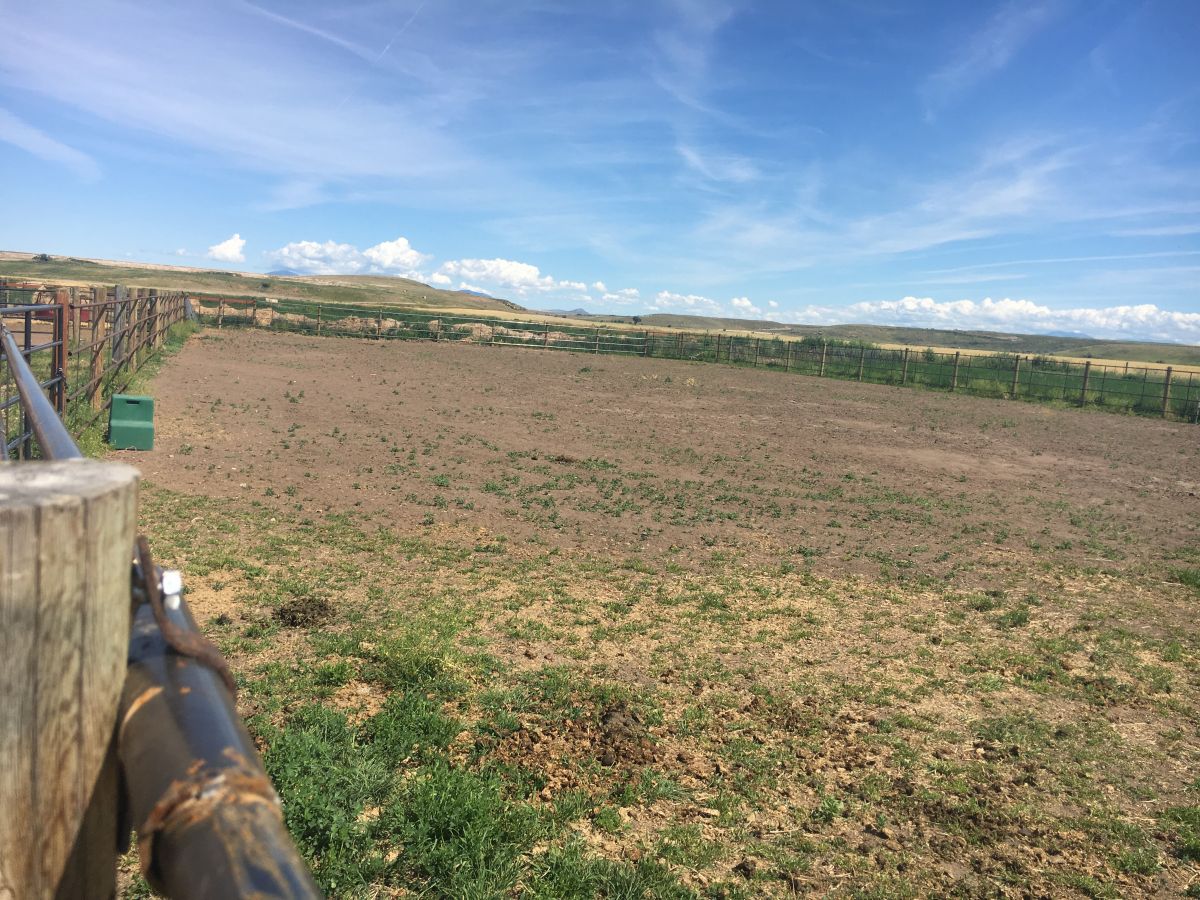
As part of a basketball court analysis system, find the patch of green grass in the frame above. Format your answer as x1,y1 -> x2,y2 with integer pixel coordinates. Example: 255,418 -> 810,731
1170,567 -> 1200,595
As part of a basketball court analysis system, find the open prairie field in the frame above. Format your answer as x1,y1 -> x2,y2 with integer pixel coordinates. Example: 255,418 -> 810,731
118,328 -> 1200,898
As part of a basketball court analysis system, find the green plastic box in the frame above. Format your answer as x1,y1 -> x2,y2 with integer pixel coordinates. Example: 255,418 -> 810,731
109,394 -> 154,450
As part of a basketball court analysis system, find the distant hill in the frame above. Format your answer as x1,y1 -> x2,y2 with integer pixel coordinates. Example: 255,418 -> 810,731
2,251 -> 1194,366
0,252 -> 524,314
267,268 -> 300,276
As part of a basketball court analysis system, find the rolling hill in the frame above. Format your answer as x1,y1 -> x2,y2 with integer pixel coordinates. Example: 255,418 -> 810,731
2,252 -> 1196,366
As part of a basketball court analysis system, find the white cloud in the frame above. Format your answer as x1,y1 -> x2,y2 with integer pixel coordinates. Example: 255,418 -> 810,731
361,236 -> 430,272
265,235 -> 429,277
592,280 -> 607,292
266,239 -> 359,274
0,107 -> 100,180
428,272 -> 452,286
435,257 -> 591,297
767,300 -> 779,309
781,296 -> 1200,345
730,296 -> 762,316
601,287 -> 641,305
208,233 -> 246,263
652,290 -> 722,315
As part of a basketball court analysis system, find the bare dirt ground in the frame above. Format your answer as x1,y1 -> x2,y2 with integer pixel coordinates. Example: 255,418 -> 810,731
120,328 -> 1200,898
128,328 -> 1197,589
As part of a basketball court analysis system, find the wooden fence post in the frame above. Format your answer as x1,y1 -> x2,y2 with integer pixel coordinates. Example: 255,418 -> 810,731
819,340 -> 827,377
316,305 -> 322,336
1161,367 -> 1173,418
0,460 -> 139,898
951,352 -> 960,392
784,341 -> 792,373
856,346 -> 865,382
714,334 -> 721,362
148,289 -> 159,348
217,299 -> 225,330
90,307 -> 107,411
1079,361 -> 1092,406
1010,356 -> 1021,398
543,324 -> 550,349
643,331 -> 649,357
753,338 -> 760,367
594,328 -> 600,353
901,348 -> 910,385
377,307 -> 383,338
111,286 -> 126,366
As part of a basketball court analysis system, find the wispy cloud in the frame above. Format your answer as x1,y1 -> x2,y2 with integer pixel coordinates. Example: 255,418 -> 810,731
235,1 -> 375,61
677,144 -> 760,183
0,107 -> 99,180
921,0 -> 1066,116
926,250 -> 1200,275
1111,224 -> 1200,238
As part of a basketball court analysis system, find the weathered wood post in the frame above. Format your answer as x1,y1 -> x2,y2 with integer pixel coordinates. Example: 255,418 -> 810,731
819,340 -> 827,377
594,328 -> 600,353
856,346 -> 866,382
753,338 -> 760,367
643,330 -> 649,358
377,306 -> 384,338
316,305 -> 322,336
0,460 -> 139,898
148,289 -> 159,348
1161,367 -> 1173,418
951,352 -> 961,392
1079,361 -> 1092,406
217,299 -> 225,330
90,309 -> 107,412
1010,355 -> 1021,398
111,286 -> 126,368
901,348 -> 910,385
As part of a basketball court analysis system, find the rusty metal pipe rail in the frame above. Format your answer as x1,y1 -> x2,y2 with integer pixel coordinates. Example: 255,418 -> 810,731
0,323 -> 79,459
121,567 -> 322,899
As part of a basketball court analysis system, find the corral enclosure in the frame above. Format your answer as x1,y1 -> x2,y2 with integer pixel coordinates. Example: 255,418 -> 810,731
122,327 -> 1200,897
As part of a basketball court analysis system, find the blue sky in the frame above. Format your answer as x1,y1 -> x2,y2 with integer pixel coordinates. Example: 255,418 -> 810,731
1,0 -> 1198,342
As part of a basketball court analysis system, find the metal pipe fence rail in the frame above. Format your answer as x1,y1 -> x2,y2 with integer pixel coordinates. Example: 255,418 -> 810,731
0,317 -> 320,897
193,296 -> 1200,424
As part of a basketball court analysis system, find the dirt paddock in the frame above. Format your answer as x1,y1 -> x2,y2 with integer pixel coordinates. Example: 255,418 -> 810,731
120,328 -> 1200,897
131,329 -> 1197,587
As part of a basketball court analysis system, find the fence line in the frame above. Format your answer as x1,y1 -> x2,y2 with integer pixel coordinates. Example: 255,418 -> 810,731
0,295 -> 320,896
194,296 -> 1200,423
1,283 -> 189,457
